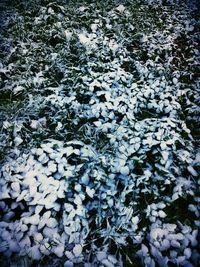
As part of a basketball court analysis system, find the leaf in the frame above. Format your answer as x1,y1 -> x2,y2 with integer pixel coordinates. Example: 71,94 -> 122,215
86,187 -> 95,198
73,244 -> 82,257
64,261 -> 74,267
53,244 -> 65,258
187,166 -> 198,176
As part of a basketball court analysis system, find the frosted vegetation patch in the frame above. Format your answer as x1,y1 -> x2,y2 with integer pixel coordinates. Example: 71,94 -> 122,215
0,0 -> 199,266
0,133 -> 199,266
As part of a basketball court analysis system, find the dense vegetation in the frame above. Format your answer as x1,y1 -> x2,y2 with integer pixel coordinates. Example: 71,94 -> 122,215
0,0 -> 199,266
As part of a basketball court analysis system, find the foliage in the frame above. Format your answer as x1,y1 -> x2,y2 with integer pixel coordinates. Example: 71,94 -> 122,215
0,0 -> 199,266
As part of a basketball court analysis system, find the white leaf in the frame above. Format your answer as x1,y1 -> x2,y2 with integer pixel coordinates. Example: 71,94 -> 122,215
64,260 -> 74,267
97,251 -> 107,261
76,205 -> 84,216
43,211 -> 51,219
48,162 -> 57,173
171,240 -> 180,248
29,214 -> 40,225
14,137 -> 23,146
108,255 -> 118,264
158,210 -> 167,218
40,243 -> 51,255
93,121 -> 102,127
132,216 -> 139,224
116,5 -> 125,12
30,120 -> 40,130
91,23 -> 98,32
176,256 -> 186,264
41,144 -> 53,154
29,186 -> 37,197
64,30 -> 72,40
30,245 -> 42,260
141,244 -> 148,256
68,233 -> 79,244
161,239 -> 170,251
172,77 -> 178,84
73,244 -> 82,257
74,184 -> 82,192
102,259 -> 114,267
65,251 -> 74,260
64,203 -> 73,212
21,224 -> 28,232
187,166 -> 198,176
184,248 -> 191,259
162,151 -> 169,162
86,187 -> 95,198
53,244 -> 64,257
11,182 -> 20,192
120,166 -> 129,175
13,85 -> 24,95
47,218 -> 58,228
34,233 -> 43,242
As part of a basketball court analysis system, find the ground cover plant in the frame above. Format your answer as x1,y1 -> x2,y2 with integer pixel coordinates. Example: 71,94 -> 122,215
0,0 -> 199,266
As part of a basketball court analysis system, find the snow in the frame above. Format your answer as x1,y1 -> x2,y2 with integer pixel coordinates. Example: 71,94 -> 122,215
0,0 -> 199,266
